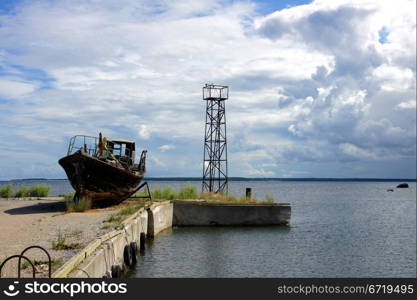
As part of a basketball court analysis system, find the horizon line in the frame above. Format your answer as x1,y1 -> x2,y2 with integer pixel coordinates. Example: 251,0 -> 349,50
1,177 -> 416,182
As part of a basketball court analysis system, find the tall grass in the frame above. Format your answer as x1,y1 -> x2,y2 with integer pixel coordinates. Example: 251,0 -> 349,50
0,184 -> 50,198
137,184 -> 252,203
264,194 -> 275,204
177,184 -> 198,199
27,184 -> 50,197
152,187 -> 176,200
199,192 -> 259,204
14,186 -> 30,198
52,232 -> 83,250
63,191 -> 75,201
147,184 -> 198,200
141,184 -> 278,205
0,184 -> 13,198
66,197 -> 91,212
117,203 -> 145,216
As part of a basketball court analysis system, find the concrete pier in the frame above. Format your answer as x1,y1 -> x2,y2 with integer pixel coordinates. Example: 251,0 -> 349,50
173,202 -> 291,226
52,200 -> 291,278
54,201 -> 173,278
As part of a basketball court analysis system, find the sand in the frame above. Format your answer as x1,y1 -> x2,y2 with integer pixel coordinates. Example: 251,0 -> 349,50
0,198 -> 118,277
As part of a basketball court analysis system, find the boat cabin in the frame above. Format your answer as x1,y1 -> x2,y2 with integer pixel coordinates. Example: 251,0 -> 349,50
67,135 -> 136,167
106,138 -> 136,165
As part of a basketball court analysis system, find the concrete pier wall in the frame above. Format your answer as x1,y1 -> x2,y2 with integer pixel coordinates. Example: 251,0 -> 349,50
53,201 -> 172,278
173,203 -> 291,226
53,200 -> 290,278
147,202 -> 173,238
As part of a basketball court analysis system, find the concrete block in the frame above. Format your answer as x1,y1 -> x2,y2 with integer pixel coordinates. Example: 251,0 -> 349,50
173,203 -> 291,226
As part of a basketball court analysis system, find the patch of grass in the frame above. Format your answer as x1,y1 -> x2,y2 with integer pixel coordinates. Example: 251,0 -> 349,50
51,258 -> 64,271
66,230 -> 82,238
103,203 -> 144,229
63,191 -> 75,201
28,184 -> 50,197
1,184 -> 51,198
136,184 -> 278,205
20,260 -> 31,270
20,258 -> 64,273
132,184 -> 199,201
0,184 -> 13,198
14,186 -> 30,197
20,259 -> 41,270
103,214 -> 122,223
154,187 -> 176,200
66,197 -> 91,212
103,214 -> 123,229
149,184 -> 199,201
114,223 -> 124,230
142,184 -> 267,205
177,184 -> 198,199
65,201 -> 75,212
198,192 -> 258,204
141,184 -> 277,205
52,232 -> 83,250
264,194 -> 275,204
52,233 -> 66,250
100,224 -> 112,230
118,203 -> 144,216
199,192 -> 229,202
20,259 -> 43,270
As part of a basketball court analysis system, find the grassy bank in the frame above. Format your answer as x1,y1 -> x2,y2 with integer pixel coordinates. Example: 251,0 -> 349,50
101,203 -> 145,230
0,184 -> 50,198
133,184 -> 277,204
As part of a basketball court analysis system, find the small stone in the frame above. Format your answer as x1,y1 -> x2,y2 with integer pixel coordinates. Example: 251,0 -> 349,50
396,183 -> 409,188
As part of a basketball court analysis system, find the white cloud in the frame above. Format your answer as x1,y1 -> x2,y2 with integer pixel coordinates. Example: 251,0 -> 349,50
0,0 -> 415,179
246,168 -> 276,177
372,64 -> 414,91
0,78 -> 38,98
339,143 -> 377,159
138,125 -> 150,139
158,144 -> 176,152
395,100 -> 416,110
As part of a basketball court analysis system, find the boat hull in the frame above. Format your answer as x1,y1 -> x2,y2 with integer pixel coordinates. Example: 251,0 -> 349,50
58,152 -> 144,206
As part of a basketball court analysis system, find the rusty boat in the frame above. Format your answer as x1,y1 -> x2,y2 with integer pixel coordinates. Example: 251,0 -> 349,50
58,133 -> 147,206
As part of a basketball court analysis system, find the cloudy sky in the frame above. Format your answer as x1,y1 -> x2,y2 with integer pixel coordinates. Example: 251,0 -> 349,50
0,0 -> 415,180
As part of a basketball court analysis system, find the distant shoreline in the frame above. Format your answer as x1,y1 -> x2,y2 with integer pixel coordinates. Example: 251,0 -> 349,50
1,177 -> 416,182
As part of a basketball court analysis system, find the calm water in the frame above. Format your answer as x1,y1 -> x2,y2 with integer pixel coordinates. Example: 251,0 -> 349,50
131,181 -> 416,277
1,179 -> 416,277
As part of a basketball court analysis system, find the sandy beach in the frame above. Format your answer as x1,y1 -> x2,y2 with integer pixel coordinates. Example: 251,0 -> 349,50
0,198 -> 117,277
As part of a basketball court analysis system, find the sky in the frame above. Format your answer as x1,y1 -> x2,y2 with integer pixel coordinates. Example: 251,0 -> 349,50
0,0 -> 415,180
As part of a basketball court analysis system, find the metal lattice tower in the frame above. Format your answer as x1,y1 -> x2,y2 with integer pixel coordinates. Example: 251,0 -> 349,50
202,84 -> 228,194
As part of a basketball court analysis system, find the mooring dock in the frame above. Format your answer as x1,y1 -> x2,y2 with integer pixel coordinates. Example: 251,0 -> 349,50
56,200 -> 291,278
0,198 -> 291,278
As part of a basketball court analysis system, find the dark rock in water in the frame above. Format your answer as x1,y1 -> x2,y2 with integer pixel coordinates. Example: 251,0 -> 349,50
396,183 -> 409,188
387,189 -> 394,192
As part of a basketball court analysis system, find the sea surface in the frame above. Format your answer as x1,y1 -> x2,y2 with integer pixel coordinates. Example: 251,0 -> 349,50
1,179 -> 416,277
